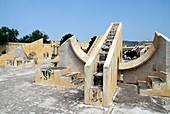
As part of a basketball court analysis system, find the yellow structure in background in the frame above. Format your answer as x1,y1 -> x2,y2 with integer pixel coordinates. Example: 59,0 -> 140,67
0,39 -> 44,66
0,39 -> 89,66
0,40 -> 89,55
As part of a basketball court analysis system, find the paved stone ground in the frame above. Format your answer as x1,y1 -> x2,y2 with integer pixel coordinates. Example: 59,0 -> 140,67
0,64 -> 170,114
111,82 -> 170,114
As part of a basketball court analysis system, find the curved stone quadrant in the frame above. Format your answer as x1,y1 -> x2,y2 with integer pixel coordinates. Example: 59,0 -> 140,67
58,35 -> 89,75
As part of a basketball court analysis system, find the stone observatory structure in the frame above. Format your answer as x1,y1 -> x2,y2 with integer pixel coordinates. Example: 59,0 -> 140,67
119,32 -> 170,97
0,38 -> 44,66
32,22 -> 170,107
58,35 -> 89,76
84,22 -> 122,107
5,46 -> 35,67
35,36 -> 88,87
84,22 -> 170,107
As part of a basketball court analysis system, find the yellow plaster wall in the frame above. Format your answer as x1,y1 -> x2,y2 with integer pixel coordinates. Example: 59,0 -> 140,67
0,40 -> 88,56
0,42 -> 29,54
22,38 -> 44,64
0,38 -> 44,66
43,44 -> 52,58
0,50 -> 15,65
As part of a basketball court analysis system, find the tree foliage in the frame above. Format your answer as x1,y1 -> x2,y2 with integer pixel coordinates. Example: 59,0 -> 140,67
60,33 -> 74,45
1,50 -> 6,54
19,30 -> 49,43
0,26 -> 19,45
87,36 -> 97,52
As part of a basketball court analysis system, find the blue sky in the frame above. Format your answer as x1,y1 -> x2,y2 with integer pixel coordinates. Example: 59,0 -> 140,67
0,0 -> 170,41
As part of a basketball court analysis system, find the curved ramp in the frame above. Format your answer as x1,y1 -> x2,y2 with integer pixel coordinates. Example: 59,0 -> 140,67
119,32 -> 159,70
58,35 -> 89,74
69,36 -> 89,63
87,36 -> 103,56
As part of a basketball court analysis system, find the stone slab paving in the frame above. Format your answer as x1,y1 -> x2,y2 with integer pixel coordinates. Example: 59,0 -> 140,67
0,65 -> 170,114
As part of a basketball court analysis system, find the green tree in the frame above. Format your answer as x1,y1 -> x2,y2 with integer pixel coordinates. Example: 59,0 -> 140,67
19,35 -> 30,43
19,30 -> 49,43
60,33 -> 74,45
1,49 -> 6,54
0,26 -> 19,45
87,36 -> 97,52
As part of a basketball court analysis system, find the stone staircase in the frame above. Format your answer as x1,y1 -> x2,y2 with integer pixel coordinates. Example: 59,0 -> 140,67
138,75 -> 170,96
89,25 -> 118,105
61,71 -> 84,87
36,65 -> 84,88
51,61 -> 84,87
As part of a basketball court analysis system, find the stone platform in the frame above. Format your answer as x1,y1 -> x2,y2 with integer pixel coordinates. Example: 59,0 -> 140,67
0,65 -> 170,113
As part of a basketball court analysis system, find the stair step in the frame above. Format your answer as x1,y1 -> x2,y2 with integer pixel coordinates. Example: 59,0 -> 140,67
108,33 -> 115,36
107,36 -> 114,39
90,86 -> 103,102
99,51 -> 108,56
138,81 -> 150,90
148,76 -> 164,83
105,39 -> 113,42
109,31 -> 115,34
97,61 -> 105,72
97,61 -> 105,64
62,72 -> 79,77
103,41 -> 112,46
93,72 -> 103,87
94,72 -> 103,77
101,45 -> 110,52
48,67 -> 67,70
71,78 -> 84,85
99,51 -> 108,55
91,86 -> 102,91
99,51 -> 108,61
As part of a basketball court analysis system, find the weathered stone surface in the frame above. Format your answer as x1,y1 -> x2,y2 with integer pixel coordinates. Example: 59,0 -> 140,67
58,36 -> 89,75
0,66 -> 169,113
121,33 -> 170,85
85,22 -> 122,107
14,46 -> 28,59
